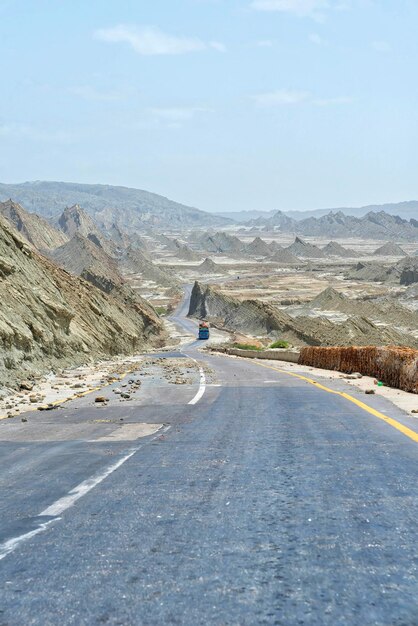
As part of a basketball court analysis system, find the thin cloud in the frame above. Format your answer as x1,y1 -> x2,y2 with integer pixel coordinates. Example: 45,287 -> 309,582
257,40 -> 274,47
210,41 -> 227,52
250,0 -> 351,18
94,25 -> 225,56
253,89 -> 353,107
250,0 -> 329,17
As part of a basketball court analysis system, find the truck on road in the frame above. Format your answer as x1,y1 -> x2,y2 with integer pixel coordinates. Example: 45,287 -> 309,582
198,321 -> 210,340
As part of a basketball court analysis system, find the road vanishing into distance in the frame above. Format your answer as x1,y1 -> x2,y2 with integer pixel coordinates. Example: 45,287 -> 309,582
1,289 -> 418,625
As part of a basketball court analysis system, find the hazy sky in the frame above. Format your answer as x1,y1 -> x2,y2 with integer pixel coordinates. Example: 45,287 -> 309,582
1,0 -> 417,212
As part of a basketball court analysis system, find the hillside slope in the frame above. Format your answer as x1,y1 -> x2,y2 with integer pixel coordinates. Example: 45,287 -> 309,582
0,217 -> 164,386
0,199 -> 68,251
50,234 -> 123,293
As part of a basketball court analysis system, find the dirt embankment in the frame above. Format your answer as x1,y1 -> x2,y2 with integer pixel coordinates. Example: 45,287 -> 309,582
299,346 -> 418,394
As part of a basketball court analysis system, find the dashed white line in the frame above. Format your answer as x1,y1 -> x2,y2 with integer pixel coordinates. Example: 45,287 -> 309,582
40,447 -> 139,517
188,367 -> 206,405
0,426 -> 168,562
0,519 -> 58,562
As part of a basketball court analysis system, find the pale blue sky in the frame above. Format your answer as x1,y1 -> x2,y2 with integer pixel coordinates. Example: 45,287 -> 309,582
1,0 -> 417,212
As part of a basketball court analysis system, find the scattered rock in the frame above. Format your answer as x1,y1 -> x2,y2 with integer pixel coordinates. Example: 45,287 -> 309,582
20,381 -> 34,391
95,396 -> 108,403
29,394 -> 43,403
21,417 -> 28,422
113,388 -> 122,395
365,389 -> 375,395
121,392 -> 131,399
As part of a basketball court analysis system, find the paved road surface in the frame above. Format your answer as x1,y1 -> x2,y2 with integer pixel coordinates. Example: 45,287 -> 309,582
1,290 -> 418,625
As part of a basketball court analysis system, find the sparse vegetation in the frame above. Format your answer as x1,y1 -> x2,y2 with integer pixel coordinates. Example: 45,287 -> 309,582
155,306 -> 167,316
232,343 -> 262,351
270,340 -> 290,349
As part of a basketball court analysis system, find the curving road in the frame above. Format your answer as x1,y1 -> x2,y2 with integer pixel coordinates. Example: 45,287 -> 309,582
1,289 -> 418,624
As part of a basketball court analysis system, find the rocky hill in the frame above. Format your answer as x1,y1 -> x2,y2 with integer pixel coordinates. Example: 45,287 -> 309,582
348,256 -> 418,286
322,241 -> 355,258
0,199 -> 68,251
249,210 -> 295,231
58,204 -> 105,242
374,242 -> 406,256
245,237 -> 272,257
199,258 -> 221,273
300,211 -> 418,240
269,246 -> 300,264
107,223 -> 132,249
0,181 -> 230,229
197,232 -> 244,254
188,282 -> 415,348
119,246 -> 177,288
50,234 -> 122,294
0,216 -> 164,386
398,257 -> 418,286
303,286 -> 418,332
287,237 -> 325,259
348,261 -> 401,283
168,239 -> 200,262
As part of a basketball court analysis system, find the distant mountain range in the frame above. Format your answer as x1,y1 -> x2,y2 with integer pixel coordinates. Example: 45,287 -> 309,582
247,210 -> 418,241
217,201 -> 418,223
0,181 -> 230,230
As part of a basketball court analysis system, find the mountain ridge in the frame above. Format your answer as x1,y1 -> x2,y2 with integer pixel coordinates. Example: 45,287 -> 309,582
0,181 -> 231,230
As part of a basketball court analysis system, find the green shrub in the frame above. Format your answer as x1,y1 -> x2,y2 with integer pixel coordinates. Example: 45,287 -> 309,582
232,343 -> 262,351
269,340 -> 290,349
155,306 -> 167,316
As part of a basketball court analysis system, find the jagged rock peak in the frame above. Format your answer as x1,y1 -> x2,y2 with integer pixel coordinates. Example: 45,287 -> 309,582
0,198 -> 68,251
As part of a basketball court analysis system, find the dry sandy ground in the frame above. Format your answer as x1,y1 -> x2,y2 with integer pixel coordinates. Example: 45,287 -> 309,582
0,357 -> 148,420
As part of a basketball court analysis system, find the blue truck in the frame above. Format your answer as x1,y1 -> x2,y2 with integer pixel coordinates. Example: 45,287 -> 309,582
198,321 -> 210,340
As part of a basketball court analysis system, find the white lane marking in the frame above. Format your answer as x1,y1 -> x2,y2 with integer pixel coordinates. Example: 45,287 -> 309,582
0,426 -> 168,561
0,519 -> 58,562
188,367 -> 206,405
40,447 -> 139,517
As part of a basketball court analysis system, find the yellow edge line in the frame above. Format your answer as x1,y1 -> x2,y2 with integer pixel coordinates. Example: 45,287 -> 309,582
250,359 -> 418,444
0,366 -> 138,421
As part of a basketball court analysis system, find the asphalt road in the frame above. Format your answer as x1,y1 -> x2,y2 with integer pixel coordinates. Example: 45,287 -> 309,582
1,290 -> 418,625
